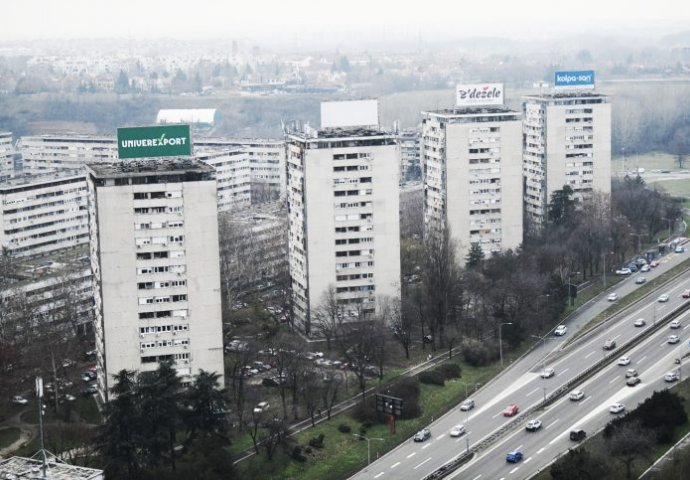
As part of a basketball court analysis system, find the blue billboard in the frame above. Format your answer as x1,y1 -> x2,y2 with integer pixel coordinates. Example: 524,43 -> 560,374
554,70 -> 595,89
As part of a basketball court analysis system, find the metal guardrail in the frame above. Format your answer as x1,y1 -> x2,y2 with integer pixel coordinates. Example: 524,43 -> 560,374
423,300 -> 690,480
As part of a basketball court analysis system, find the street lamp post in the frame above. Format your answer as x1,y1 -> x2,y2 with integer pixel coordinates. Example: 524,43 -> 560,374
531,334 -> 555,403
353,434 -> 384,467
499,322 -> 513,367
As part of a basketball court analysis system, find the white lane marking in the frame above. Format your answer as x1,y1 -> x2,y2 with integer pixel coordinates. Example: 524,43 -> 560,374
414,457 -> 432,469
581,396 -> 591,404
612,334 -> 621,340
585,351 -> 595,359
557,368 -> 569,376
661,341 -> 669,347
390,462 -> 400,469
515,444 -> 523,451
537,447 -> 546,454
510,467 -> 519,474
525,457 -> 533,464
407,452 -> 416,459
609,376 -> 620,384
684,325 -> 690,330
437,434 -> 445,440
422,443 -> 431,449
374,473 -> 384,479
492,411 -> 501,419
545,419 -> 559,430
638,355 -> 647,364
471,476 -> 482,480
549,436 -> 560,445
526,388 -> 540,397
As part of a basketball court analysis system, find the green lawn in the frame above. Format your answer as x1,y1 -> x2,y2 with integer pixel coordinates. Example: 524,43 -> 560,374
0,427 -> 20,449
611,152 -> 678,173
649,179 -> 690,198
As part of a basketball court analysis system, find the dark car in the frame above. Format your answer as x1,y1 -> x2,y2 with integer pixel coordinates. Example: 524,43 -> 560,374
506,451 -> 523,463
413,428 -> 431,442
626,376 -> 641,387
570,429 -> 586,441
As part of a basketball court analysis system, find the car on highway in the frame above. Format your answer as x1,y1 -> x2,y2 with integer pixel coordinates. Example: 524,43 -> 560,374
640,264 -> 651,272
525,419 -> 542,432
569,390 -> 585,401
506,451 -> 523,463
625,368 -> 638,378
670,320 -> 682,329
665,371 -> 679,382
554,325 -> 568,336
617,356 -> 631,366
541,367 -> 555,378
635,276 -> 647,285
570,429 -> 587,441
12,395 -> 28,406
502,404 -> 519,417
450,424 -> 466,437
609,403 -> 626,414
607,293 -> 618,301
616,268 -> 632,275
460,399 -> 475,411
633,318 -> 646,327
626,376 -> 641,386
414,428 -> 431,442
658,294 -> 670,303
668,335 -> 680,344
603,339 -> 617,350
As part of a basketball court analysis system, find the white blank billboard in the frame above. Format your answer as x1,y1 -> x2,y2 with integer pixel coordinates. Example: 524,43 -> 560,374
321,100 -> 379,129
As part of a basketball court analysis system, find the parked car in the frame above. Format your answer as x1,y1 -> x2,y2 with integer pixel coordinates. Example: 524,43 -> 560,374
633,318 -> 646,327
607,293 -> 618,302
64,394 -> 76,402
670,320 -> 682,329
658,294 -> 670,303
12,395 -> 28,406
650,260 -> 659,268
640,264 -> 651,272
413,428 -> 431,442
81,384 -> 98,396
460,399 -> 475,411
569,390 -> 585,401
617,356 -> 631,366
665,371 -> 679,382
570,429 -> 587,441
635,276 -> 647,285
554,325 -> 568,336
676,246 -> 685,253
506,451 -> 523,463
449,424 -> 466,437
668,335 -> 680,344
616,268 -> 632,275
525,419 -> 542,432
625,368 -> 638,378
253,401 -> 270,414
541,367 -> 555,378
502,404 -> 519,417
609,403 -> 626,414
626,376 -> 641,387
603,339 -> 617,350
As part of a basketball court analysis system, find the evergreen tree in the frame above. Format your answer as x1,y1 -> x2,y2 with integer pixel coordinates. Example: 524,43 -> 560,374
465,243 -> 485,269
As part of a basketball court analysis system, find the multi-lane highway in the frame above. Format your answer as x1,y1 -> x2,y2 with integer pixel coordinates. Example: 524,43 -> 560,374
350,250 -> 690,480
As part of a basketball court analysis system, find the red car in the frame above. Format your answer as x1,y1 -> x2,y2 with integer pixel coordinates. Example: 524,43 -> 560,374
502,404 -> 519,417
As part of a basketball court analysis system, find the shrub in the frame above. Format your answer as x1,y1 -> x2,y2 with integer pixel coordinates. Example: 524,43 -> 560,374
338,424 -> 352,433
308,433 -> 325,449
419,370 -> 445,386
435,363 -> 461,379
291,445 -> 307,462
462,338 -> 497,366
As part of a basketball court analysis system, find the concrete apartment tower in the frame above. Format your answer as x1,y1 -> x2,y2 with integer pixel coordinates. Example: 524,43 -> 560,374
87,158 -> 224,400
522,82 -> 611,226
422,83 -> 523,260
286,100 -> 401,335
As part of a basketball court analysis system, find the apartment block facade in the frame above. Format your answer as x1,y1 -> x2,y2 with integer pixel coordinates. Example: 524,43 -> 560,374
20,134 -> 117,172
522,92 -> 611,226
87,159 -> 224,400
422,106 -> 523,259
0,132 -> 16,173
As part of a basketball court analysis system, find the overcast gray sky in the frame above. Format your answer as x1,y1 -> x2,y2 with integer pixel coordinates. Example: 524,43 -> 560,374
3,0 -> 689,41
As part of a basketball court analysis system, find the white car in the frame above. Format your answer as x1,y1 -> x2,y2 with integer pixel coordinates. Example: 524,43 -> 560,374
670,320 -> 682,329
658,294 -> 670,303
569,390 -> 585,401
635,276 -> 647,285
12,395 -> 28,406
525,419 -> 543,432
665,371 -> 679,382
450,424 -> 466,437
609,403 -> 626,414
640,264 -> 651,272
253,401 -> 270,414
617,356 -> 631,366
668,335 -> 680,344
541,367 -> 555,378
633,318 -> 646,327
607,293 -> 618,302
554,325 -> 568,336
616,268 -> 632,275
460,399 -> 475,411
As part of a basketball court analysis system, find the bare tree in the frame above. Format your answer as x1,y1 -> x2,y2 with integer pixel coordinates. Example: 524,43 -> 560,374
607,420 -> 655,479
315,285 -> 342,351
386,294 -> 413,359
321,371 -> 343,420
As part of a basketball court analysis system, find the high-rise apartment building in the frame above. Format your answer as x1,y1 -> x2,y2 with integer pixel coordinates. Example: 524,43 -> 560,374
20,134 -> 117,172
286,101 -> 400,334
422,105 -> 523,259
397,129 -> 421,183
522,92 -> 611,226
87,158 -> 224,400
0,171 -> 89,257
193,149 -> 251,211
0,132 -> 16,173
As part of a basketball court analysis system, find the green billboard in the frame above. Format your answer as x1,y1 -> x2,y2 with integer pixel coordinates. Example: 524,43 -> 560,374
117,125 -> 192,159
